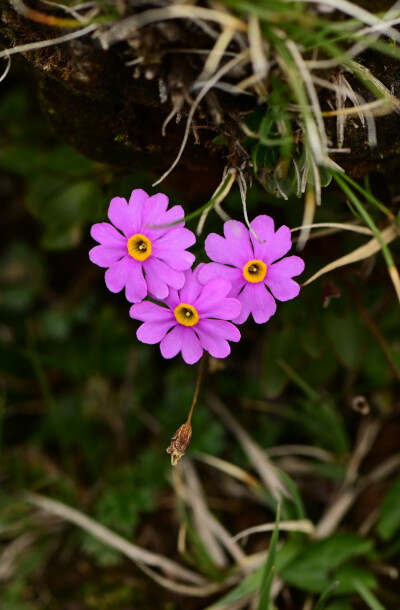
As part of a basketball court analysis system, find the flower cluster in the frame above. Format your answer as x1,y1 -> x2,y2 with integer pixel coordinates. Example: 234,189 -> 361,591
90,189 -> 305,364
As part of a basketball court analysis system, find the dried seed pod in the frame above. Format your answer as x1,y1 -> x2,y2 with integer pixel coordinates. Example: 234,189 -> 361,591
166,422 -> 192,466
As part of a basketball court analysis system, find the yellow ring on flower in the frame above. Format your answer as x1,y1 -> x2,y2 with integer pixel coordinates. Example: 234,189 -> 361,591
174,303 -> 200,327
243,259 -> 267,283
127,233 -> 152,261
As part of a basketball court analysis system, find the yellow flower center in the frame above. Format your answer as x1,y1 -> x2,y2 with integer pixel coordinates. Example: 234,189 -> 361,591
243,259 -> 267,283
127,233 -> 152,261
174,303 -> 200,327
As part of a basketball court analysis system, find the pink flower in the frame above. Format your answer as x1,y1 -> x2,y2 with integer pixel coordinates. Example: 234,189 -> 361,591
198,216 -> 305,324
129,266 -> 241,364
89,189 -> 196,303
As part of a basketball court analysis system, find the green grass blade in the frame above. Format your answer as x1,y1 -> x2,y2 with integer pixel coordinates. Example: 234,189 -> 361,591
339,173 -> 394,220
334,173 -> 400,301
313,581 -> 340,610
257,503 -> 281,610
353,580 -> 386,610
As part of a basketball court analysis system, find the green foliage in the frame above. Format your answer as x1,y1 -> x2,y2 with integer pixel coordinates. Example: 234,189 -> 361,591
280,535 -> 375,594
376,476 -> 400,541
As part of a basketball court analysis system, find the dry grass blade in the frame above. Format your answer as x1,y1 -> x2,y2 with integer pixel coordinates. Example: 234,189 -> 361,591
23,491 -> 207,585
302,223 -> 399,286
231,519 -> 314,543
291,222 -> 373,236
153,50 -> 249,186
314,418 -> 382,540
178,460 -> 229,567
297,187 -> 316,251
197,25 -> 236,82
315,452 -> 400,540
181,460 -> 247,564
314,416 -> 398,541
206,393 -> 290,501
137,562 -> 237,597
344,417 -> 382,485
194,452 -> 261,489
265,444 -> 333,462
100,5 -> 247,49
196,168 -> 235,235
285,39 -> 328,159
0,532 -> 37,580
0,23 -> 97,60
0,56 -> 11,83
10,0 -> 86,27
292,0 -> 400,40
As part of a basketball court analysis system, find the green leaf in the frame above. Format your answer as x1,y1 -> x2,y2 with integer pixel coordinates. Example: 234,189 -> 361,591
376,475 -> 400,540
334,565 -> 377,595
208,569 -> 262,608
280,534 -> 373,593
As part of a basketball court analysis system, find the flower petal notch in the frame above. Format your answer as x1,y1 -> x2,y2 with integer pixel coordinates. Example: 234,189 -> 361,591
89,188 -> 196,303
199,215 -> 305,324
129,266 -> 241,365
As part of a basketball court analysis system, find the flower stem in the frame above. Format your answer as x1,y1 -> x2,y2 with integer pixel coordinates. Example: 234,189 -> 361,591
187,353 -> 207,425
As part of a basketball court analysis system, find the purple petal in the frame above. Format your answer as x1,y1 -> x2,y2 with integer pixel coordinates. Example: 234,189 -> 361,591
90,222 -> 126,246
163,286 -> 181,310
181,329 -> 204,364
195,279 -> 241,320
104,256 -> 132,293
205,220 -> 252,267
158,205 -> 185,229
124,260 -> 148,303
136,320 -> 175,344
89,244 -> 126,268
160,326 -> 203,364
198,263 -> 244,296
196,319 -> 240,358
129,301 -> 174,322
159,325 -> 182,359
265,256 -> 305,301
144,257 -> 185,297
108,197 -> 136,238
267,278 -> 301,302
234,283 -> 277,324
200,319 -> 241,342
145,274 -> 169,300
127,189 -> 150,232
249,215 -> 275,259
269,255 -> 305,277
195,277 -> 232,305
251,217 -> 292,264
177,268 -> 204,304
143,196 -> 184,238
152,228 -> 196,270
207,297 -> 241,321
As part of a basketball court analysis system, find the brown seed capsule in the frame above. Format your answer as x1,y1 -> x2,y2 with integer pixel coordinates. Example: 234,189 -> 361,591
166,422 -> 192,466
